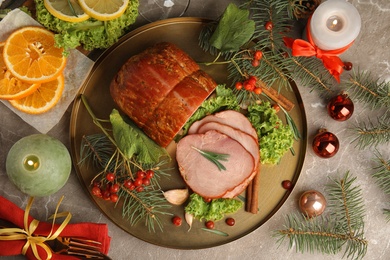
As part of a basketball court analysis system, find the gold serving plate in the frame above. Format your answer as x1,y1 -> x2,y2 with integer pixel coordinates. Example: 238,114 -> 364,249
70,17 -> 307,249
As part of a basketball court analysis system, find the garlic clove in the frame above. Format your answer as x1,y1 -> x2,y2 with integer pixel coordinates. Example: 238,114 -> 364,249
163,188 -> 189,205
185,212 -> 193,232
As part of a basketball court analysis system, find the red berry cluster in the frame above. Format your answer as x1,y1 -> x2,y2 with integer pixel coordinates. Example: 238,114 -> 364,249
91,175 -> 120,203
123,169 -> 154,193
235,75 -> 262,95
251,50 -> 263,67
91,169 -> 155,202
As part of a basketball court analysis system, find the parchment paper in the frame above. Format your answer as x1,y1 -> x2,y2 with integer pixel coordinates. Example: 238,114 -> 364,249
0,9 -> 95,133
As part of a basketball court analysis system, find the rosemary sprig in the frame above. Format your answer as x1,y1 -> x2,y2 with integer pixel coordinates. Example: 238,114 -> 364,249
191,146 -> 230,171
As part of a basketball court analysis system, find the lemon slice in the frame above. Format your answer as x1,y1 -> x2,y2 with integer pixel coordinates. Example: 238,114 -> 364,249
44,0 -> 90,22
78,0 -> 129,21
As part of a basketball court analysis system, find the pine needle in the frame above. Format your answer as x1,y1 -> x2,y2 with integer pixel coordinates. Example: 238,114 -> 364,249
372,151 -> 390,221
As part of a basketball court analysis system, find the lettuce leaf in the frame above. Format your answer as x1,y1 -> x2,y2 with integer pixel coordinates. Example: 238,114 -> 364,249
247,102 -> 294,164
185,193 -> 243,221
110,109 -> 169,165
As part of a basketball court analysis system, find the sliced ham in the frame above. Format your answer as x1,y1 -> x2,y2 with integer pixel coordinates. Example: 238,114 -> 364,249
176,130 -> 255,199
188,110 -> 258,140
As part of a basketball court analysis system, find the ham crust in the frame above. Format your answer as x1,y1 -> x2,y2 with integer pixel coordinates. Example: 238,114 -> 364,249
110,42 -> 217,147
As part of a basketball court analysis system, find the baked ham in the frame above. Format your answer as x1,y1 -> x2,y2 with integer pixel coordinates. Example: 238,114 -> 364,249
110,42 -> 217,147
176,130 -> 255,199
177,110 -> 260,199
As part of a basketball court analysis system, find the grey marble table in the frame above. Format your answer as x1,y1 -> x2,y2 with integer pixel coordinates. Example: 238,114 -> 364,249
1,0 -> 389,259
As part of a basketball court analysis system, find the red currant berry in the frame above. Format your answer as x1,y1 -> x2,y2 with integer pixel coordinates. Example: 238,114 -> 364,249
272,104 -> 280,113
172,216 -> 182,226
248,76 -> 257,86
343,61 -> 353,71
92,187 -> 102,197
225,218 -> 235,226
244,81 -> 255,91
254,50 -> 263,60
102,190 -> 111,200
123,179 -> 132,188
251,59 -> 259,67
203,197 -> 212,203
282,180 -> 292,190
265,21 -> 273,30
142,178 -> 151,186
106,172 -> 115,182
110,193 -> 119,202
136,186 -> 144,192
145,170 -> 154,179
205,221 -> 215,229
110,183 -> 120,193
254,87 -> 262,95
235,81 -> 243,90
93,181 -> 101,188
136,170 -> 146,179
133,178 -> 143,187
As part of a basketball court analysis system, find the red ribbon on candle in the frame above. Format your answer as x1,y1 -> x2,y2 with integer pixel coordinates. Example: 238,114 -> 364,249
284,17 -> 353,83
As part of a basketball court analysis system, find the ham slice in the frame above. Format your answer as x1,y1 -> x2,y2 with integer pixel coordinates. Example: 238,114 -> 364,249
110,42 -> 217,147
176,130 -> 255,199
196,122 -> 260,198
188,110 -> 258,139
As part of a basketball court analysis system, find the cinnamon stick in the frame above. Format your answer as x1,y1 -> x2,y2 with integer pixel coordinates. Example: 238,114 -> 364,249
245,165 -> 261,214
257,80 -> 295,112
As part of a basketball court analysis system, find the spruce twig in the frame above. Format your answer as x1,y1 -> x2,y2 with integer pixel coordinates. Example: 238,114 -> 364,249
275,172 -> 367,259
344,70 -> 390,111
372,152 -> 390,220
350,113 -> 390,149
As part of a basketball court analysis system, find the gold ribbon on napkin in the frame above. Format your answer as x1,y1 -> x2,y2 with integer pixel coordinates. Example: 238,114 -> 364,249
0,196 -> 72,260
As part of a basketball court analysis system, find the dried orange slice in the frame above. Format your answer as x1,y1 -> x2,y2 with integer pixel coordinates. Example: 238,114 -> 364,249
0,43 -> 40,100
9,74 -> 65,114
3,26 -> 67,84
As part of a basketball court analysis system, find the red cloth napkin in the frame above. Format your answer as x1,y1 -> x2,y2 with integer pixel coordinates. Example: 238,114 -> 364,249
0,196 -> 111,259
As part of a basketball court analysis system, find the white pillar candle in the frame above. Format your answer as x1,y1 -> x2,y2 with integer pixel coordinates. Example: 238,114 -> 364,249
310,0 -> 361,51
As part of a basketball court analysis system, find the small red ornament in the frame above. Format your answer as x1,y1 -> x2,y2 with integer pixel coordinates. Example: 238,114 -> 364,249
327,93 -> 354,121
312,129 -> 339,158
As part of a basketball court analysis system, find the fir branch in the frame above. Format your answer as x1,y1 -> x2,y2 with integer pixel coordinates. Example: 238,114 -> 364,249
349,113 -> 390,149
372,151 -> 390,220
344,70 -> 390,111
275,172 -> 367,259
326,172 -> 366,236
290,56 -> 335,94
372,151 -> 390,195
248,0 -> 293,53
119,188 -> 172,232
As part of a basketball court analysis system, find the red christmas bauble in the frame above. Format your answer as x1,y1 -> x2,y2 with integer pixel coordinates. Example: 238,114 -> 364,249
327,93 -> 354,121
312,129 -> 339,158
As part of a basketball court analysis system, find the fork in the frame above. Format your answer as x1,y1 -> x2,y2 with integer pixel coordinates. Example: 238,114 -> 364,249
45,236 -> 112,259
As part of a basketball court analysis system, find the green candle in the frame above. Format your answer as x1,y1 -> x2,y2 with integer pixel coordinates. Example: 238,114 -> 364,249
6,134 -> 72,197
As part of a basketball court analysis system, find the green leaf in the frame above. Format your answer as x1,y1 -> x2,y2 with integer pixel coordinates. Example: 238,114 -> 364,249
209,3 -> 255,52
109,109 -> 170,164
